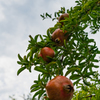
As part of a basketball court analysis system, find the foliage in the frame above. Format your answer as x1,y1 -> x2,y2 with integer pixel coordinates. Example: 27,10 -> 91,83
72,84 -> 100,100
17,0 -> 100,99
72,72 -> 100,100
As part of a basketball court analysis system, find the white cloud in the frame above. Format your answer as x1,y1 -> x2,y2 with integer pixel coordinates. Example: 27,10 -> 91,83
0,5 -> 6,21
0,56 -> 39,100
0,0 -> 27,6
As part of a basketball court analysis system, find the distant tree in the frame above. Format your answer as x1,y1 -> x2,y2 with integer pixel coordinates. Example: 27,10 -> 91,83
9,93 -> 37,100
17,0 -> 100,100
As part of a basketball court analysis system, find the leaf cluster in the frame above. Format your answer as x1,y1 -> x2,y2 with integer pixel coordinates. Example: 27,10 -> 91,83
17,0 -> 100,99
41,0 -> 100,34
72,82 -> 100,100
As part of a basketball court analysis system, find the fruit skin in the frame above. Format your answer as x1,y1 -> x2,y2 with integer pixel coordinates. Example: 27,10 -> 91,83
39,47 -> 54,62
58,13 -> 69,22
51,29 -> 69,46
46,76 -> 74,100
58,13 -> 69,26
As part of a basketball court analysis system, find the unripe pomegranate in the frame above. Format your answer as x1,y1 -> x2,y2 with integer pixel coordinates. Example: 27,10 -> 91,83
58,13 -> 69,22
39,47 -> 54,62
51,29 -> 69,46
46,76 -> 74,100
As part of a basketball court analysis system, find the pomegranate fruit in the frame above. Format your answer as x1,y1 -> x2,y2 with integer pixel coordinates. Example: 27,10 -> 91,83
39,47 -> 54,62
51,28 -> 69,46
58,13 -> 69,23
46,76 -> 74,100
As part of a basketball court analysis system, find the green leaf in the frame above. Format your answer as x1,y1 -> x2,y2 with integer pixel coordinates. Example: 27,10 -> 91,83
82,64 -> 93,74
70,74 -> 81,80
93,65 -> 99,68
18,54 -> 23,61
23,55 -> 28,62
30,84 -> 39,89
17,61 -> 28,65
54,12 -> 57,17
38,90 -> 45,100
82,24 -> 88,30
82,85 -> 88,91
46,61 -> 56,68
29,47 -> 37,60
17,67 -> 26,75
73,79 -> 81,85
31,87 -> 41,92
97,50 -> 100,54
83,79 -> 91,86
46,13 -> 52,18
75,1 -> 79,3
38,74 -> 41,81
34,80 -> 38,84
92,59 -> 99,62
35,42 -> 44,48
65,67 -> 80,76
64,39 -> 67,48
39,34 -> 44,41
26,52 -> 30,59
47,29 -> 51,38
32,89 -> 45,100
83,71 -> 95,78
40,14 -> 45,20
88,39 -> 94,43
79,61 -> 86,66
34,34 -> 40,42
34,66 -> 48,74
29,35 -> 35,43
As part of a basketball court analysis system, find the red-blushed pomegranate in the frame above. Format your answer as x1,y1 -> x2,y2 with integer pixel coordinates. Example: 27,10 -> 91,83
51,29 -> 69,46
46,76 -> 74,100
39,47 -> 54,62
58,13 -> 69,23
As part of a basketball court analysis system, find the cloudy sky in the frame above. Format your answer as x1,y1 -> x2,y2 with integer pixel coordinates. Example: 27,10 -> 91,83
0,0 -> 100,100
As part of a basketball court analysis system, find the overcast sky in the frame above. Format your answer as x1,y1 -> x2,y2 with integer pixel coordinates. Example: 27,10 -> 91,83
0,0 -> 100,100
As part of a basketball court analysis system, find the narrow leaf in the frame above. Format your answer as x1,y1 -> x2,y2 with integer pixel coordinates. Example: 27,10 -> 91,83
92,59 -> 99,62
73,79 -> 81,85
17,67 -> 26,75
32,89 -> 45,100
18,54 -> 23,61
97,50 -> 100,54
93,65 -> 99,68
34,34 -> 40,42
34,66 -> 48,73
64,39 -> 67,48
70,74 -> 81,80
29,35 -> 35,43
65,67 -> 80,76
39,34 -> 44,41
30,84 -> 39,89
38,90 -> 45,100
31,87 -> 41,92
17,61 -> 28,65
46,61 -> 56,68
83,79 -> 91,86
